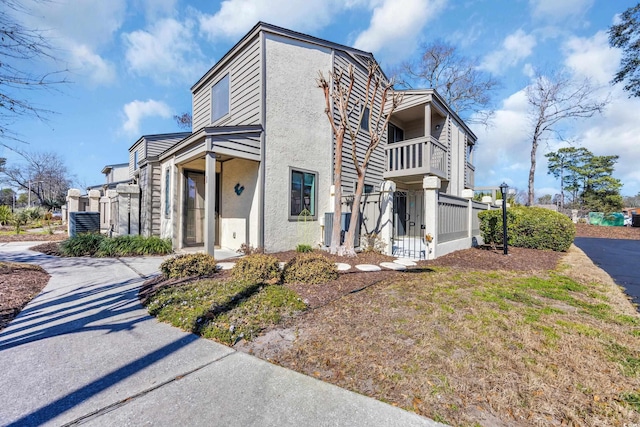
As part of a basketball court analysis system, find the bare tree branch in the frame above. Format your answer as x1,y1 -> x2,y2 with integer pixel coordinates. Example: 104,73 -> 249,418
525,71 -> 609,206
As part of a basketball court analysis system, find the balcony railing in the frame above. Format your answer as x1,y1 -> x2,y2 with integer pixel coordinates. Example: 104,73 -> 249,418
384,136 -> 449,180
465,162 -> 475,189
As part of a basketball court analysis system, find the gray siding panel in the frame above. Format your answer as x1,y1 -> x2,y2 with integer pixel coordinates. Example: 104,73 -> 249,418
192,36 -> 261,130
150,164 -> 162,235
333,52 -> 386,193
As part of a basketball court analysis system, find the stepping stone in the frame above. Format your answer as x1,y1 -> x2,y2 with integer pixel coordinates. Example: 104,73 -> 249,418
394,259 -> 417,267
380,262 -> 406,271
217,262 -> 236,270
355,264 -> 381,272
335,262 -> 351,271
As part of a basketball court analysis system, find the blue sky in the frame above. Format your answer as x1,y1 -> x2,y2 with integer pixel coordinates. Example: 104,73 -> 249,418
6,0 -> 640,199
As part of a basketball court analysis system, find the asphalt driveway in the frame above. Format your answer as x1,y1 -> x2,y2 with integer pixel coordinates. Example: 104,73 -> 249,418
574,237 -> 640,310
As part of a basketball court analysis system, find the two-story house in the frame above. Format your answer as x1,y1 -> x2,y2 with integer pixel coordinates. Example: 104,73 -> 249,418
127,22 -> 477,257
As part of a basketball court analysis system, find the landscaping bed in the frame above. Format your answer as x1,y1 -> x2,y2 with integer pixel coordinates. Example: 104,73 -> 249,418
575,222 -> 640,240
0,262 -> 49,330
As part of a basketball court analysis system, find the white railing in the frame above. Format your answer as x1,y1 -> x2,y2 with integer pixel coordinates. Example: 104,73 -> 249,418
384,136 -> 449,179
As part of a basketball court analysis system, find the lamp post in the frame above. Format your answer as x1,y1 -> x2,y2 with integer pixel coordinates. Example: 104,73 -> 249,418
500,182 -> 509,255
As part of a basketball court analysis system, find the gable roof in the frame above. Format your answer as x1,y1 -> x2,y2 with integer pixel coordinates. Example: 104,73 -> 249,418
191,21 -> 379,93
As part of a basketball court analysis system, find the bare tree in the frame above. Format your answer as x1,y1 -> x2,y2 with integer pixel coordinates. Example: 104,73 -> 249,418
1,0 -> 68,143
317,62 -> 402,256
174,112 -> 192,130
399,40 -> 499,125
525,72 -> 608,206
1,150 -> 72,209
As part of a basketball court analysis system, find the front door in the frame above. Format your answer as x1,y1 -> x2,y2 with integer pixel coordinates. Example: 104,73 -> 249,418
184,170 -> 205,246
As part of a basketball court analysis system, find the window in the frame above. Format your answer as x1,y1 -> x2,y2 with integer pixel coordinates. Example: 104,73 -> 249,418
290,169 -> 317,219
361,107 -> 370,131
388,123 -> 404,143
133,150 -> 138,170
164,168 -> 171,217
211,74 -> 230,123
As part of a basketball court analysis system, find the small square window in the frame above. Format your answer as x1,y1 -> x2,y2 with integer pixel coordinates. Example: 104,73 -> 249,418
211,74 -> 230,123
290,169 -> 317,219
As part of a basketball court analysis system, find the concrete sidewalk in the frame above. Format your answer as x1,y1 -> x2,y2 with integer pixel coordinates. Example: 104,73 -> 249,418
0,242 -> 444,427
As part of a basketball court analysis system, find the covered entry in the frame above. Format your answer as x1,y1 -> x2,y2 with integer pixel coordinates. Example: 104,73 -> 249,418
393,190 -> 426,259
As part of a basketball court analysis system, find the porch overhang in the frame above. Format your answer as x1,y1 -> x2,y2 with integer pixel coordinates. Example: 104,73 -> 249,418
159,125 -> 263,164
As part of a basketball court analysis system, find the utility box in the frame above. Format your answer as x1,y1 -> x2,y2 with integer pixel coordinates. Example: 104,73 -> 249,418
324,212 -> 360,247
632,214 -> 640,228
69,212 -> 100,237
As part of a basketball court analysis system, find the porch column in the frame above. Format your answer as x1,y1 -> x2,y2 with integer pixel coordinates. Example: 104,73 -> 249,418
461,189 -> 474,239
379,180 -> 396,256
88,189 -> 100,212
423,176 -> 440,260
424,103 -> 431,137
204,152 -> 217,256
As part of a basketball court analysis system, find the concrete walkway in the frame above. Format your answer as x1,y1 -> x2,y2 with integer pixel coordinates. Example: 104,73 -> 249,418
0,242 -> 444,427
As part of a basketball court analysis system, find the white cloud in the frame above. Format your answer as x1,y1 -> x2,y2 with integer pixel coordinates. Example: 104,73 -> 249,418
19,0 -> 125,85
123,18 -> 207,85
198,0 -> 345,40
479,30 -> 537,74
563,31 -> 620,85
122,99 -> 172,135
530,0 -> 594,21
471,89 -> 532,187
69,45 -> 117,85
137,0 -> 177,20
353,0 -> 447,63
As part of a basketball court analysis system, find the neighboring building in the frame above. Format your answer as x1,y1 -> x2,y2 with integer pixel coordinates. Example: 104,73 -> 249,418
122,22 -> 478,258
129,133 -> 191,237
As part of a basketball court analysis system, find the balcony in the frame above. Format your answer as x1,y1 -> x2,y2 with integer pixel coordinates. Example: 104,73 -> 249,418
383,136 -> 449,183
465,162 -> 475,189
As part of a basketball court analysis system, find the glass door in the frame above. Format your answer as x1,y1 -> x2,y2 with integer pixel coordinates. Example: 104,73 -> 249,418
184,170 -> 205,246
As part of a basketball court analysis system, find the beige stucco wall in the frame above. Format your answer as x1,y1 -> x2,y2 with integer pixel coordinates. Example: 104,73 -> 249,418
220,158 -> 259,251
263,34 -> 333,252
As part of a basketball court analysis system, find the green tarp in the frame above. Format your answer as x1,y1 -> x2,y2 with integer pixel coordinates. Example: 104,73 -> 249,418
588,212 -> 625,226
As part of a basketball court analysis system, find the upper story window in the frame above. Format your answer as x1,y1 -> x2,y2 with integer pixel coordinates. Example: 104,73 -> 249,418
133,151 -> 138,170
361,107 -> 370,131
211,74 -> 230,123
388,123 -> 404,143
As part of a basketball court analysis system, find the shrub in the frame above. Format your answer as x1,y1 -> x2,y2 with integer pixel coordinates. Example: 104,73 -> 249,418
361,232 -> 386,254
295,244 -> 313,253
231,253 -> 281,283
237,243 -> 265,255
282,253 -> 338,285
0,205 -> 12,225
97,235 -> 172,257
160,253 -> 218,279
60,233 -> 106,256
478,206 -> 575,252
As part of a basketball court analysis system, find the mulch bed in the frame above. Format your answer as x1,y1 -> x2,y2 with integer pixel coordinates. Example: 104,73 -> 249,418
575,223 -> 640,240
0,262 -> 50,330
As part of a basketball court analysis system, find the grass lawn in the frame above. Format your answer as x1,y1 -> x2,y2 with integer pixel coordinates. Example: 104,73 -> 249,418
143,246 -> 640,426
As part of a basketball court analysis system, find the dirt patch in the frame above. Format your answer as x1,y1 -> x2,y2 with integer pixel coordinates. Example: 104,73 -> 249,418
575,223 -> 640,240
0,262 -> 50,330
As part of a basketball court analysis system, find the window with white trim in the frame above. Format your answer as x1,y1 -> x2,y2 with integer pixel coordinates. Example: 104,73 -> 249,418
290,169 -> 317,219
164,168 -> 171,217
211,74 -> 230,123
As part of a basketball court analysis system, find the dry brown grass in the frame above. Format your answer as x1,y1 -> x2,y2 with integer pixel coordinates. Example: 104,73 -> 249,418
245,246 -> 640,426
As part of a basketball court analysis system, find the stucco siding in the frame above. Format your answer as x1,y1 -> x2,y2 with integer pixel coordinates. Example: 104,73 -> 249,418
333,52 -> 386,194
220,158 -> 259,251
263,33 -> 333,252
192,36 -> 261,131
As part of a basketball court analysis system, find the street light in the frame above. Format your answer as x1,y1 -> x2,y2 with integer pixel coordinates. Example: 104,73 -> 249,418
499,182 -> 509,255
